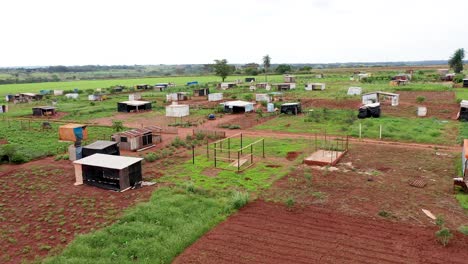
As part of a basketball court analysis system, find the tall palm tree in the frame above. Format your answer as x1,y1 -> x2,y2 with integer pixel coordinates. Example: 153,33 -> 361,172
263,55 -> 271,82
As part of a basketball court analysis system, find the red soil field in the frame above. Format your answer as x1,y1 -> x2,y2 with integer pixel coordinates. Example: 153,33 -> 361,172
174,201 -> 468,264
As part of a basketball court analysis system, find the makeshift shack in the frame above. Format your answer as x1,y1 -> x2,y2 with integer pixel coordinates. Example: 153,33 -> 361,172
464,79 -> 468,88
117,100 -> 152,113
65,93 -> 79,99
40,90 -> 52,95
358,102 -> 381,119
255,94 -> 271,102
245,77 -> 256,82
193,88 -> 210,96
222,101 -> 254,113
305,83 -> 325,91
166,92 -> 189,102
458,100 -> 468,121
113,86 -> 123,92
362,91 -> 399,106
280,103 -> 301,115
154,83 -> 169,91
73,154 -> 143,191
135,84 -> 151,90
88,94 -> 105,101
284,75 -> 296,83
5,95 -> 14,102
389,79 -> 408,86
256,83 -> 270,89
54,90 -> 64,96
347,87 -> 362,95
269,92 -> 284,102
0,105 -> 7,113
128,93 -> 142,101
187,81 -> 199,86
59,124 -> 88,142
112,126 -> 162,151
442,73 -> 455,81
14,93 -> 43,103
221,82 -> 237,89
208,93 -> 223,102
82,140 -> 120,158
32,106 -> 56,116
166,103 -> 190,117
273,83 -> 296,91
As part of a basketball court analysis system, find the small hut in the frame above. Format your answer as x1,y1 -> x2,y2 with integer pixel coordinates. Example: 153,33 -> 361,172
362,91 -> 399,106
255,94 -> 271,103
88,94 -> 105,101
458,100 -> 468,121
0,105 -> 7,113
245,77 -> 256,82
73,154 -> 143,191
59,124 -> 88,142
222,101 -> 254,114
305,83 -> 326,91
256,83 -> 270,89
135,84 -> 151,90
128,93 -> 142,101
112,126 -> 162,151
284,75 -> 296,83
280,103 -> 301,115
166,103 -> 190,117
347,87 -> 362,95
32,106 -> 56,116
220,82 -> 237,89
14,93 -> 43,103
154,83 -> 169,91
82,140 -> 120,158
117,101 -> 152,113
358,102 -> 381,119
166,92 -> 189,102
186,81 -> 199,86
208,93 -> 223,102
464,79 -> 468,88
273,83 -> 296,91
54,90 -> 64,96
193,88 -> 210,96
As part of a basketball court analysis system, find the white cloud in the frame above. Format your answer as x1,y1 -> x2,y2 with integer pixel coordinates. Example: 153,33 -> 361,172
0,0 -> 467,66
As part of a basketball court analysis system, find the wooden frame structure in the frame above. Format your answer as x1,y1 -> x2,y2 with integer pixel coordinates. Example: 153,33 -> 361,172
303,133 -> 349,166
206,133 -> 265,172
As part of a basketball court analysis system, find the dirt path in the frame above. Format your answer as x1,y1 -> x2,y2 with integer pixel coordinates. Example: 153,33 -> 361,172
174,201 -> 468,264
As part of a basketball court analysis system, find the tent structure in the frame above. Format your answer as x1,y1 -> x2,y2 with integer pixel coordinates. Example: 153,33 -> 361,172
88,94 -> 106,101
245,77 -> 256,82
464,79 -> 468,88
186,81 -> 199,86
256,83 -> 270,89
273,83 -> 296,91
65,93 -> 79,99
347,87 -> 362,95
82,140 -> 120,158
54,90 -> 64,96
117,100 -> 152,112
73,154 -> 143,191
362,91 -> 399,106
59,124 -> 88,142
154,83 -> 169,91
208,93 -> 223,102
255,94 -> 271,102
305,83 -> 325,91
135,84 -> 151,90
222,101 -> 254,113
0,105 -> 7,113
32,106 -> 56,116
358,102 -> 381,119
280,103 -> 301,115
284,75 -> 296,83
112,126 -> 162,151
166,103 -> 190,117
221,82 -> 237,90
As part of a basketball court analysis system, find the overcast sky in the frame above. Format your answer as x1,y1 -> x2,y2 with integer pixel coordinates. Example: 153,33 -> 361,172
1,0 -> 467,67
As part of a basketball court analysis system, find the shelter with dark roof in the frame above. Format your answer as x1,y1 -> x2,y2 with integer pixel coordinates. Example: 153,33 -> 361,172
112,126 -> 162,151
32,106 -> 56,116
280,103 -> 301,115
117,100 -> 152,112
15,93 -> 43,103
82,140 -> 120,158
193,88 -> 210,96
73,154 -> 143,191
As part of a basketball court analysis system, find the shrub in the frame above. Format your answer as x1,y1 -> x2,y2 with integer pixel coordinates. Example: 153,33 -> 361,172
111,120 -> 124,132
229,125 -> 241,129
285,197 -> 295,209
171,136 -> 187,148
454,73 -> 465,83
416,96 -> 426,103
458,225 -> 468,235
231,191 -> 249,209
144,153 -> 157,162
435,227 -> 453,246
378,210 -> 392,218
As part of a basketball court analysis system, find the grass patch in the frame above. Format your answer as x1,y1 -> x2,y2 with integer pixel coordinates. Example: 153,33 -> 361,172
44,187 -> 236,264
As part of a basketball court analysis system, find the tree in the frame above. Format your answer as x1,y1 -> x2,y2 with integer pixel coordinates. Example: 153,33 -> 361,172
275,64 -> 292,74
263,55 -> 271,82
213,59 -> 232,82
448,48 -> 465,73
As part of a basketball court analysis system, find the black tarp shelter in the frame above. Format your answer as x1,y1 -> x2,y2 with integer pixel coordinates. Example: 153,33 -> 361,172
82,140 -> 120,158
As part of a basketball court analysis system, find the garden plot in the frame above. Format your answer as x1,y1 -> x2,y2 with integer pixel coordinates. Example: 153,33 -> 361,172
174,201 -> 468,264
0,158 -> 156,264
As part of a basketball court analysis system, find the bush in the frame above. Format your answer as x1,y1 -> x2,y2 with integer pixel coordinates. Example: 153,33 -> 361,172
285,197 -> 295,209
454,73 -> 465,83
171,136 -> 187,148
229,125 -> 241,129
144,153 -> 157,162
416,96 -> 426,103
435,227 -> 453,246
231,191 -> 249,209
111,120 -> 124,132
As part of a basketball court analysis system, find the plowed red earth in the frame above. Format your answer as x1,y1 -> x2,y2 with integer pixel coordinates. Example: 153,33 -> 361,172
174,201 -> 468,264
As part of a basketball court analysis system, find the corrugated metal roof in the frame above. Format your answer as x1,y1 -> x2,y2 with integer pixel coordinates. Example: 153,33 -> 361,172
74,153 -> 142,170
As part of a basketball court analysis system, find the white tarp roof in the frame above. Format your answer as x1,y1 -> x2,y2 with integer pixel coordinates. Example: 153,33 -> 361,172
20,93 -> 37,96
460,100 -> 468,108
120,100 -> 150,106
74,153 -> 143,170
222,100 -> 254,107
